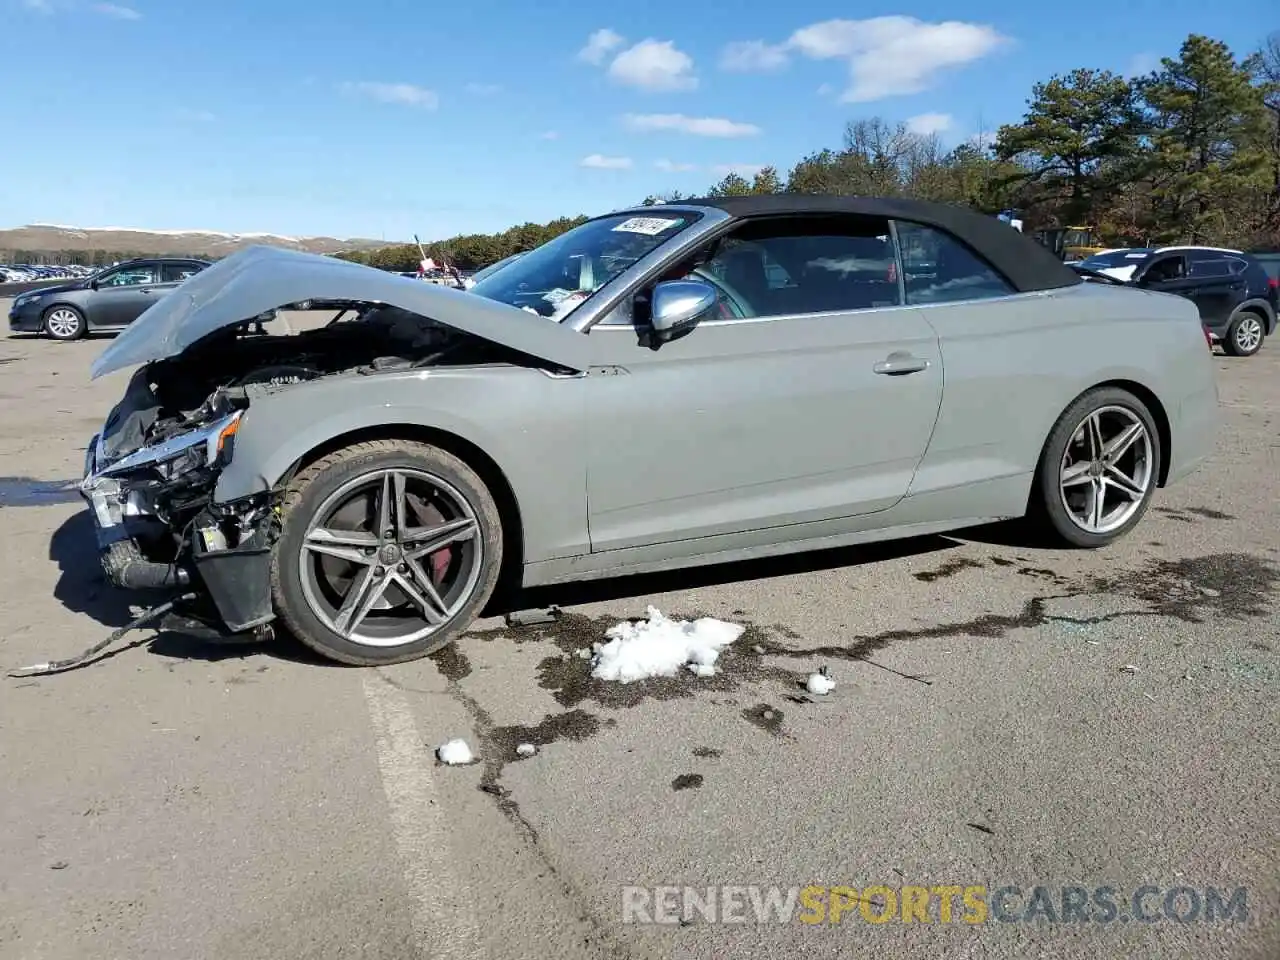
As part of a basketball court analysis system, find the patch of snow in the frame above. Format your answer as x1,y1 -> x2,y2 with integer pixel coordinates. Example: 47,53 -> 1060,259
806,672 -> 836,695
436,738 -> 474,765
515,743 -> 537,757
591,606 -> 744,683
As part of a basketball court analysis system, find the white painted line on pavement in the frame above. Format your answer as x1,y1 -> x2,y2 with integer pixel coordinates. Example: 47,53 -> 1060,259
362,672 -> 481,959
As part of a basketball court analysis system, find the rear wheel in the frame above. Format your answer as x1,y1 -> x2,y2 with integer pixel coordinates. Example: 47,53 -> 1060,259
43,305 -> 86,341
1030,387 -> 1161,548
270,440 -> 503,665
1222,311 -> 1265,357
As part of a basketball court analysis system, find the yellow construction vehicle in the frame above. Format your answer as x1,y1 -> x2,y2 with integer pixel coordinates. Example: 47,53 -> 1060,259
1032,225 -> 1110,262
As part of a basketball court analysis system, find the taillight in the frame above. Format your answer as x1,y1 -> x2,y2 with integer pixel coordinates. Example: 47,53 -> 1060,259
1268,276 -> 1278,290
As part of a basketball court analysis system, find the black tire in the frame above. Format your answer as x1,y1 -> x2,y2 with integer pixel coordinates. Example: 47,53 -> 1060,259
1029,386 -> 1162,548
1221,310 -> 1266,357
42,305 -> 86,341
270,439 -> 504,666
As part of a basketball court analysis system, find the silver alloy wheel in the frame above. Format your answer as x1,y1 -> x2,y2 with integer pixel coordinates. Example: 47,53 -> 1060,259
1234,315 -> 1263,353
298,468 -> 482,647
45,308 -> 82,339
1058,404 -> 1154,535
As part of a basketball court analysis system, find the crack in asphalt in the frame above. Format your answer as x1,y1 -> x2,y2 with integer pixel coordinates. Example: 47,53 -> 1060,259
389,549 -> 1278,953
380,665 -> 631,960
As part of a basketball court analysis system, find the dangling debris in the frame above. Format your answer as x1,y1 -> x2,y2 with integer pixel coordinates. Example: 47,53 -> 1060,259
8,593 -> 197,678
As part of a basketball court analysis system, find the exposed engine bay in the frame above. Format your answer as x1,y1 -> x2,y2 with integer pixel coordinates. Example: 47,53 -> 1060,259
100,304 -> 527,462
80,304 -> 542,637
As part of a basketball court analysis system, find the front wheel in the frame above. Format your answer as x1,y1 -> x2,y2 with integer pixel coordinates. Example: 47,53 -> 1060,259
270,440 -> 504,665
1030,387 -> 1162,548
43,305 -> 86,341
1222,311 -> 1265,357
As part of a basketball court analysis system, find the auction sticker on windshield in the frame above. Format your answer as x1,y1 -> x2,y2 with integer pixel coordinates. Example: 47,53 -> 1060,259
612,217 -> 685,235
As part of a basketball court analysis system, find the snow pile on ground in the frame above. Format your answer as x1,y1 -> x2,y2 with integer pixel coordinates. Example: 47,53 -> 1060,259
590,606 -> 745,683
806,671 -> 836,695
437,738 -> 473,765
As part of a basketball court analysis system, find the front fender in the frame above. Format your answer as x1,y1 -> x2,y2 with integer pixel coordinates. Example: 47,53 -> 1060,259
213,365 -> 589,562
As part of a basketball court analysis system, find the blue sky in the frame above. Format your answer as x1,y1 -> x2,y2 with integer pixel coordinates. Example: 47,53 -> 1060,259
0,0 -> 1266,242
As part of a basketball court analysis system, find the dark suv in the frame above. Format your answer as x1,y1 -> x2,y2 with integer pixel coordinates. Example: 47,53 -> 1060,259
1125,246 -> 1277,357
9,257 -> 214,341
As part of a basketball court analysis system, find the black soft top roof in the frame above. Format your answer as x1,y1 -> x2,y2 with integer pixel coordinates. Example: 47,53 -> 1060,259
675,194 -> 1081,294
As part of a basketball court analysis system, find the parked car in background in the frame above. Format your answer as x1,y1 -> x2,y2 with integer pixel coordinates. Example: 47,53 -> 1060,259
1250,249 -> 1280,286
77,195 -> 1215,667
7,257 -> 274,341
1074,245 -> 1277,356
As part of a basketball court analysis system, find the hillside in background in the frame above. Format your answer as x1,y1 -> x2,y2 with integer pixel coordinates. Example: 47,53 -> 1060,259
0,223 -> 394,261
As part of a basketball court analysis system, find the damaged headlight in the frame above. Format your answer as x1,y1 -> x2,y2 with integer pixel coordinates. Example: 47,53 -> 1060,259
96,411 -> 243,480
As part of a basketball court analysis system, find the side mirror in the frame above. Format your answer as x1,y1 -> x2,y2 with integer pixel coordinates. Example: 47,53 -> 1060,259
649,280 -> 717,343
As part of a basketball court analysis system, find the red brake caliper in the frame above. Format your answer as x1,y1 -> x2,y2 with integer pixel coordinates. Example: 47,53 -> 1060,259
411,493 -> 453,585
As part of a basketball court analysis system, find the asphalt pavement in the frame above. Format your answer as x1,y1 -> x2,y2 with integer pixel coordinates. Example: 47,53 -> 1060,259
1,309 -> 1276,960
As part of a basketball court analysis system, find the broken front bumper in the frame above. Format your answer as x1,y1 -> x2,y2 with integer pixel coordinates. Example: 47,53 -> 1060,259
79,429 -> 276,633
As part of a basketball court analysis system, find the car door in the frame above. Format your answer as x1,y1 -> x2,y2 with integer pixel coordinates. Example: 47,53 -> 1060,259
1133,253 -> 1202,313
580,213 -> 944,554
1182,254 -> 1247,327
89,261 -> 164,327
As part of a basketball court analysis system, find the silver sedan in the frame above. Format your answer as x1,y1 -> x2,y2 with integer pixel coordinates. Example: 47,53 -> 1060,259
78,195 -> 1217,666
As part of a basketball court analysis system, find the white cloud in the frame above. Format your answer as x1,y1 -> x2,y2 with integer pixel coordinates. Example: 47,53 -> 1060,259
711,163 -> 766,177
578,28 -> 625,65
654,159 -> 698,172
340,82 -> 439,109
465,82 -> 502,95
176,108 -> 216,122
817,83 -> 835,97
721,16 -> 1008,102
906,112 -> 952,135
93,2 -> 141,18
623,113 -> 760,138
580,154 -> 633,170
720,40 -> 788,72
608,39 -> 697,91
22,0 -> 53,10
539,131 -> 559,140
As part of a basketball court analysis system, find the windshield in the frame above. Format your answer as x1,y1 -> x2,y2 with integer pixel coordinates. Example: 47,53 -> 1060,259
470,251 -> 525,285
1080,249 -> 1150,269
469,212 -> 701,319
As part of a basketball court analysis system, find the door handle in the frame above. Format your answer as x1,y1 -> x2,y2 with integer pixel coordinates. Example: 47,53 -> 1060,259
874,354 -> 930,376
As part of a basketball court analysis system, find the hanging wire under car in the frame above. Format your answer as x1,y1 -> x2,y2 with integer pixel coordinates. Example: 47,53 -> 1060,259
7,593 -> 198,678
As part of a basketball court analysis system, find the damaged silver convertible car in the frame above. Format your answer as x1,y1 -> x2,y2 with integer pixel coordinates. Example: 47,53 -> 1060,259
80,196 -> 1217,665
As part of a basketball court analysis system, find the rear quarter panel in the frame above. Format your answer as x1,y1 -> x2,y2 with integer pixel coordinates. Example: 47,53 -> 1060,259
909,283 -> 1215,499
212,365 -> 588,562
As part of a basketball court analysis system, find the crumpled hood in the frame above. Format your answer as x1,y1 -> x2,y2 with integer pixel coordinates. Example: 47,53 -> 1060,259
90,245 -> 591,379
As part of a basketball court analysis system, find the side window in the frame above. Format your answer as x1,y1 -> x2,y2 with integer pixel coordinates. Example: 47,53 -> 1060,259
161,262 -> 204,283
99,264 -> 159,286
1187,258 -> 1228,279
1142,255 -> 1186,283
699,216 -> 902,318
893,221 -> 1015,305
